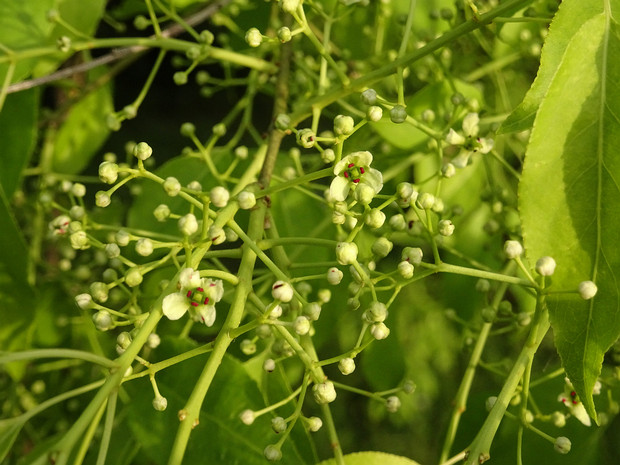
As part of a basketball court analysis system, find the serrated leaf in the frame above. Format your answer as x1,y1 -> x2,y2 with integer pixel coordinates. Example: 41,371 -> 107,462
318,451 -> 422,465
499,0 -> 603,133
519,8 -> 620,421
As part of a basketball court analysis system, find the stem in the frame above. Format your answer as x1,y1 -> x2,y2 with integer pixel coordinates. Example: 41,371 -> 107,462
0,349 -> 117,369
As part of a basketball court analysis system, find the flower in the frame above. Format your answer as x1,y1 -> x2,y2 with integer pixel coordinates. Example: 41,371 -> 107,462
162,270 -> 224,326
445,113 -> 493,168
329,151 -> 383,202
557,378 -> 597,426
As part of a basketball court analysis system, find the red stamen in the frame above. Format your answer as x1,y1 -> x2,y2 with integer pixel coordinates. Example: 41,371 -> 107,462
348,163 -> 355,168
572,400 -> 578,405
344,172 -> 349,178
186,291 -> 193,298
570,391 -> 576,397
353,178 -> 360,183
197,287 -> 204,292
360,167 -> 365,174
204,297 -> 209,304
190,302 -> 199,307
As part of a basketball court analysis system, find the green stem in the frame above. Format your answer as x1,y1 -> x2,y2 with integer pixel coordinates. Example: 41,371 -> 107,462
0,349 -> 117,369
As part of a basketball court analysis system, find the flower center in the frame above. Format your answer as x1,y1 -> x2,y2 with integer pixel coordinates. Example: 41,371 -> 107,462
186,287 -> 209,307
343,163 -> 366,184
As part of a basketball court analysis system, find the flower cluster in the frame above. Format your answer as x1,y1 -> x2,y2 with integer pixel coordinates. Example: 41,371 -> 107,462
162,268 -> 224,326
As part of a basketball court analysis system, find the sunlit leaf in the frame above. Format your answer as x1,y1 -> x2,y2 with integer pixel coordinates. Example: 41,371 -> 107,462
318,451 -> 422,465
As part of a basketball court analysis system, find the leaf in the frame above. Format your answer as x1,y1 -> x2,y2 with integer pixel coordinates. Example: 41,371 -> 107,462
0,188 -> 29,285
126,338 -> 314,465
519,8 -> 620,421
318,451 -> 422,465
371,79 -> 483,149
0,89 -> 39,197
0,418 -> 26,463
499,0 -> 603,133
51,67 -> 113,174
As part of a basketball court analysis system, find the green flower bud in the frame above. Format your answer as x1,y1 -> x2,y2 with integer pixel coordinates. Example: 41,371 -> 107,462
504,240 -> 523,259
390,105 -> 407,124
240,339 -> 256,355
275,113 -> 291,131
271,416 -> 287,434
364,301 -> 388,323
361,88 -> 377,105
398,260 -> 414,279
245,27 -> 262,47
334,115 -> 355,136
147,333 -> 161,348
180,122 -> 195,137
277,26 -> 292,42
135,238 -> 154,256
208,224 -> 226,245
438,219 -> 455,236
389,214 -> 407,231
476,279 -> 491,293
69,205 -> 85,220
115,229 -> 130,246
95,191 -> 111,208
294,316 -> 311,335
535,256 -> 556,276
338,357 -> 355,375
92,310 -> 113,331
321,148 -> 336,163
442,163 -> 456,178
264,445 -> 282,462
70,231 -> 90,250
210,186 -> 230,208
117,332 -> 132,350
133,15 -> 150,30
179,213 -> 199,236
199,29 -> 214,44
317,288 -> 331,303
397,182 -> 414,202
402,247 -> 423,265
296,128 -> 316,148
125,267 -> 143,287
372,237 -> 393,258
335,242 -> 358,265
367,105 -> 383,122
268,304 -> 283,319
173,72 -> 188,85
263,358 -> 276,372
153,204 -> 171,222
240,409 -> 255,425
554,436 -> 571,454
272,280 -> 294,303
418,192 -> 435,209
365,209 -> 386,229
481,306 -> 496,323
303,302 -> 322,321
552,411 -> 566,428
152,396 -> 168,411
306,416 -> 323,432
163,177 -> 182,196
133,142 -> 153,160
280,0 -> 300,13
70,183 -> 86,198
213,123 -> 226,137
370,322 -> 390,340
235,145 -> 249,159
313,381 -> 337,404
238,191 -> 256,209
75,293 -> 92,309
386,396 -> 401,413
578,281 -> 597,300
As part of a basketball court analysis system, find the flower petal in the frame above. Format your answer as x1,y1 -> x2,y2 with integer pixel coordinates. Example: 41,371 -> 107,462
348,150 -> 373,167
333,155 -> 351,175
196,305 -> 216,326
570,402 -> 592,427
330,176 -> 350,202
363,168 -> 383,194
179,268 -> 201,289
479,137 -> 494,154
201,278 -> 224,303
462,113 -> 479,137
452,150 -> 472,169
446,128 -> 466,145
162,293 -> 189,320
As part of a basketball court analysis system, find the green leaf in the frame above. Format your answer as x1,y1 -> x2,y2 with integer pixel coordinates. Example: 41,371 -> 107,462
0,418 -> 26,463
0,89 -> 39,197
51,67 -> 113,174
0,188 -> 29,285
318,451 -> 422,465
499,0 -> 603,133
519,8 -> 620,421
371,80 -> 482,149
126,338 -> 314,465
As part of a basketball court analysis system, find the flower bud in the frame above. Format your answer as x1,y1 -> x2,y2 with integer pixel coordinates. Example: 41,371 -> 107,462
578,281 -> 597,300
361,88 -> 377,105
280,0 -> 300,13
313,381 -> 337,404
179,268 -> 201,288
277,26 -> 292,42
386,396 -> 401,413
240,409 -> 255,425
210,186 -> 230,208
442,163 -> 456,178
75,293 -> 92,309
552,411 -> 566,428
275,113 -> 291,131
208,225 -> 226,245
153,204 -> 171,222
271,416 -> 287,434
240,339 -> 256,355
152,396 -> 168,411
390,105 -> 407,124
306,416 -> 323,432
438,219 -> 455,236
125,267 -> 143,287
370,322 -> 390,340
269,304 -> 283,319
115,229 -> 130,246
135,238 -> 154,256
104,243 -> 121,259
353,183 -> 376,205
212,123 -> 226,137
554,436 -> 571,454
335,242 -> 358,265
321,148 -> 336,163
263,358 -> 276,372
272,281 -> 294,302
364,301 -> 388,323
147,333 -> 161,349
294,316 -> 311,335
418,192 -> 435,209
372,237 -> 393,258
365,209 -> 386,229
180,122 -> 195,137
504,240 -> 523,259
398,260 -> 414,279
367,105 -> 383,122
71,183 -> 86,198
70,231 -> 90,250
133,142 -> 153,160
238,191 -> 256,209
303,302 -> 322,321
117,331 -> 132,349
234,146 -> 248,159
95,191 -> 111,208
179,213 -> 199,236
389,214 -> 407,231
338,358 -> 355,375
99,161 -> 119,184
163,177 -> 181,196
264,445 -> 282,462
296,128 -> 316,148
92,311 -> 113,331
317,288 -> 331,303
334,115 -> 355,136
402,247 -> 423,265
535,256 -> 556,276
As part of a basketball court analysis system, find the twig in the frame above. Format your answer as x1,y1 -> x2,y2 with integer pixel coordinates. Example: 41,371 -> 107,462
6,0 -> 232,94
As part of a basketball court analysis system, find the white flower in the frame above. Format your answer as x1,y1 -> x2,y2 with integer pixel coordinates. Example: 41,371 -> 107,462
329,151 -> 383,202
162,275 -> 224,326
446,113 -> 494,168
558,378 -> 591,426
